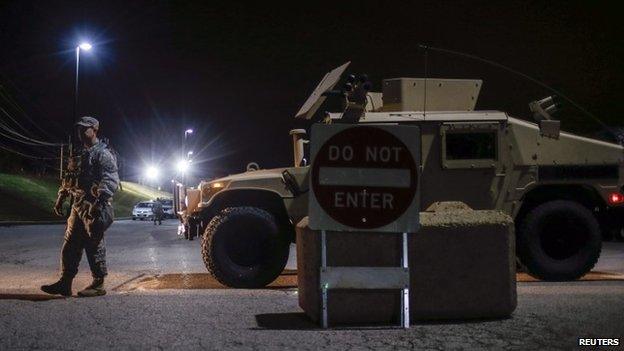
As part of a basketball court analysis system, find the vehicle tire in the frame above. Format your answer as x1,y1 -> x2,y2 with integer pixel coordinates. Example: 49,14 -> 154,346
201,207 -> 290,288
139,218 -> 144,221
517,200 -> 601,281
132,217 -> 136,221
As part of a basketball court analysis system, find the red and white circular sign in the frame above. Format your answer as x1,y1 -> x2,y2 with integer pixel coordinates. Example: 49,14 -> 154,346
311,126 -> 418,229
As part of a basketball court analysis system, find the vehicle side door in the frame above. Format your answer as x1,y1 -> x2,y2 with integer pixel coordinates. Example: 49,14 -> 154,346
420,121 -> 505,210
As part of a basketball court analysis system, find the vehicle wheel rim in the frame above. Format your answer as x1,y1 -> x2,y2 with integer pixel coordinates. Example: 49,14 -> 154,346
224,220 -> 270,267
539,212 -> 589,260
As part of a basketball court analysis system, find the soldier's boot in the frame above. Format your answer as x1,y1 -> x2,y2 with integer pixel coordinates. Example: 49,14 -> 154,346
41,276 -> 73,297
77,277 -> 106,297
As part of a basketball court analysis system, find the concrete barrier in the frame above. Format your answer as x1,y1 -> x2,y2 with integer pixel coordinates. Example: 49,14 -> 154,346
297,202 -> 516,326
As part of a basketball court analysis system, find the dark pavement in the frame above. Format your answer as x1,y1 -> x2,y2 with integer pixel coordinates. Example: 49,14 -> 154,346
1,220 -> 623,350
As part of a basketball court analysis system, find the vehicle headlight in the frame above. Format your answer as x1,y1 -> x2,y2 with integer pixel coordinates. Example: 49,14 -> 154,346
200,180 -> 230,202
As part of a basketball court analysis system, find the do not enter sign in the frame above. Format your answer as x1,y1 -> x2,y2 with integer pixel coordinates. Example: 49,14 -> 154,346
309,124 -> 420,232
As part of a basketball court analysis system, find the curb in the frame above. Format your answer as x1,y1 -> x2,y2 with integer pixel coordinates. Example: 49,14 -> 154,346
0,217 -> 132,227
0,220 -> 65,226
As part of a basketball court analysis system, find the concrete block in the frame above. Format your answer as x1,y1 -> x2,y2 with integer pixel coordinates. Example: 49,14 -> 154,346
297,204 -> 516,325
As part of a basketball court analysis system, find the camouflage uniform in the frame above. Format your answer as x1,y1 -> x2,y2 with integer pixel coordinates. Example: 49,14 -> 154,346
57,138 -> 119,280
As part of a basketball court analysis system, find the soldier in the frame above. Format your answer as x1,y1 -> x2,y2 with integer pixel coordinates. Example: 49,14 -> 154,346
41,116 -> 119,297
153,197 -> 164,225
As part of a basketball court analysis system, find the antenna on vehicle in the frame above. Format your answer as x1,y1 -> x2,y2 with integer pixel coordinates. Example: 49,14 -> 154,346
416,45 -> 619,142
421,45 -> 429,117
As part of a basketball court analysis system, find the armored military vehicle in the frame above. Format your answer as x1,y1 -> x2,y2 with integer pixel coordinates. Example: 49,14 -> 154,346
177,62 -> 624,288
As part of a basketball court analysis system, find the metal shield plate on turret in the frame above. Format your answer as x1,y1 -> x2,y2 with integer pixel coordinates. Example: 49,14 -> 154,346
295,62 -> 350,120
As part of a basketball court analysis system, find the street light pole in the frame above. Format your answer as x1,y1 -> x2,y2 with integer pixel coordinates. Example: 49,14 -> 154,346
184,129 -> 193,158
70,42 -> 92,157
64,42 -> 92,216
183,129 -> 193,185
73,46 -> 80,126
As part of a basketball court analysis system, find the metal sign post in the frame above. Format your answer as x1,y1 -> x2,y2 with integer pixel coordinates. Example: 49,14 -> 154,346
309,124 -> 420,328
401,231 -> 409,328
319,229 -> 410,329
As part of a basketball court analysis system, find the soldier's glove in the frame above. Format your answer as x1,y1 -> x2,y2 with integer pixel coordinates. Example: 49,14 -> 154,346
86,196 -> 113,238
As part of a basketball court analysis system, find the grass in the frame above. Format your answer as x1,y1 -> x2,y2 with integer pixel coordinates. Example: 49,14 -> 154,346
0,173 -> 171,221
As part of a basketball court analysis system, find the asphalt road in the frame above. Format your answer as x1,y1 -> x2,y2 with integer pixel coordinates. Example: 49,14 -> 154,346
1,220 -> 623,350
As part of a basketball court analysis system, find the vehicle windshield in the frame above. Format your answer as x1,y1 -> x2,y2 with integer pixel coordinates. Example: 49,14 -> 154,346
136,202 -> 153,208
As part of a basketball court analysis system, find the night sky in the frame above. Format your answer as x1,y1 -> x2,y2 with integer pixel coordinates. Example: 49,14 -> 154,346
0,1 -> 622,183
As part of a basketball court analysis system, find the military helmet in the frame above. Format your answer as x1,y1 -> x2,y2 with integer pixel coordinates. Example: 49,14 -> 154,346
75,116 -> 99,130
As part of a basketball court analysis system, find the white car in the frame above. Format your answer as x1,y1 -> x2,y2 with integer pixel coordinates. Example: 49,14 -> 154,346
161,199 -> 174,218
132,202 -> 154,220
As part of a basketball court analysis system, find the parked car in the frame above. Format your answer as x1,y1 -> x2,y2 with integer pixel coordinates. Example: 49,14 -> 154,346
132,201 -> 154,220
161,199 -> 174,218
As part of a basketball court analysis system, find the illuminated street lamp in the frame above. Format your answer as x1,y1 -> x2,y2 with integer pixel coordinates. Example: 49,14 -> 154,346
79,42 -> 93,51
144,165 -> 159,181
176,159 -> 190,174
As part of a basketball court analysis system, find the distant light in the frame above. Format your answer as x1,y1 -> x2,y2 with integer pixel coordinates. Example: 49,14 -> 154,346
608,192 -> 624,205
79,42 -> 92,51
211,182 -> 224,189
145,166 -> 159,180
176,159 -> 190,174
185,129 -> 193,134
187,151 -> 193,157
